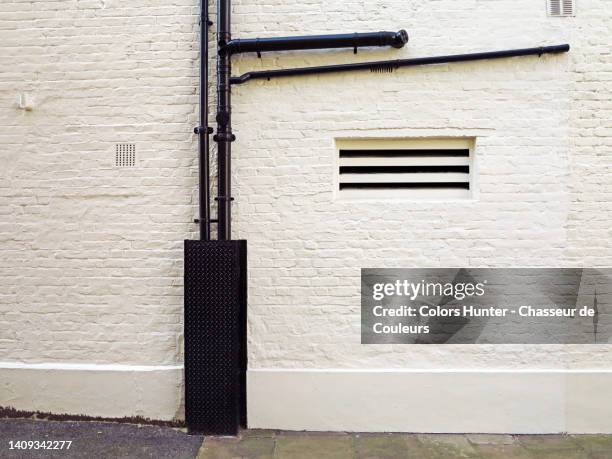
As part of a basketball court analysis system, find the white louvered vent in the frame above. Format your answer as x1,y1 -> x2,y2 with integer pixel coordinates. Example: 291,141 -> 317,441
337,138 -> 474,200
548,0 -> 575,17
115,143 -> 136,167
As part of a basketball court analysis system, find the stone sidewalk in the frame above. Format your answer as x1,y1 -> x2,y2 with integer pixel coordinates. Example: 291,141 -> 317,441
198,431 -> 612,459
2,419 -> 612,459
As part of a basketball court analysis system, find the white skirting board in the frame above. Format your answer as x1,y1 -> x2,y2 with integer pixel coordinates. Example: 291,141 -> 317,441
0,362 -> 184,421
3,364 -> 611,432
247,369 -> 612,434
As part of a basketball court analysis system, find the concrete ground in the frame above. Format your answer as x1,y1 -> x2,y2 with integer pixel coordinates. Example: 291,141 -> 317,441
2,419 -> 612,458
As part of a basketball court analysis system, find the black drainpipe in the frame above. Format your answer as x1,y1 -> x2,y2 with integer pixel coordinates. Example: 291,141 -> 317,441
185,0 -> 569,436
194,0 -> 212,240
230,44 -> 570,84
184,0 -> 247,436
215,0 -> 234,240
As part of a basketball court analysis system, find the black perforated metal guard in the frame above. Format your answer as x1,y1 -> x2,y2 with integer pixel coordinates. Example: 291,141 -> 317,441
184,240 -> 247,435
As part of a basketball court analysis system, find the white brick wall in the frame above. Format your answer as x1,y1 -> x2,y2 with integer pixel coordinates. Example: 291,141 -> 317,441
233,0 -> 610,371
1,0 -> 610,424
0,0 -> 200,366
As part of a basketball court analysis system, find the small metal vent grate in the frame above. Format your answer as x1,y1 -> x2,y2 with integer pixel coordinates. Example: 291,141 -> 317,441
337,139 -> 473,199
115,144 -> 136,167
548,0 -> 575,17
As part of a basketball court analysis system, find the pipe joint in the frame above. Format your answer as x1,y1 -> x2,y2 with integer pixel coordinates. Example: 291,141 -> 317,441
194,125 -> 214,135
391,29 -> 409,48
213,132 -> 236,142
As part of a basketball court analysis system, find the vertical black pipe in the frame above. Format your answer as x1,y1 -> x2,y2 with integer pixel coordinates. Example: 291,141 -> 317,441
197,0 -> 211,240
215,0 -> 234,240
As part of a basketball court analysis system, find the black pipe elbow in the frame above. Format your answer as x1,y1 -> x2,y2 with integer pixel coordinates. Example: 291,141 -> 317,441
391,29 -> 409,48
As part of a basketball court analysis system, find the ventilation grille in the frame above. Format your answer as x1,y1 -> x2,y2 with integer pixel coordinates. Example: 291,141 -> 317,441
548,0 -> 575,16
337,139 -> 473,199
115,144 -> 136,167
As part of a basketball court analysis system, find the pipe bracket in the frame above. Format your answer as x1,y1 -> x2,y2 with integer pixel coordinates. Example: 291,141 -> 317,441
213,133 -> 236,142
194,125 -> 214,135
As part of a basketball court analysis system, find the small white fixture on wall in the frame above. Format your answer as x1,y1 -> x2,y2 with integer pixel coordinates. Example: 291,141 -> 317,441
17,93 -> 34,111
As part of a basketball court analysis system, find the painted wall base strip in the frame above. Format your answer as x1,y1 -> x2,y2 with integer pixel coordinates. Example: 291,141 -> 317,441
0,363 -> 184,422
248,369 -> 612,434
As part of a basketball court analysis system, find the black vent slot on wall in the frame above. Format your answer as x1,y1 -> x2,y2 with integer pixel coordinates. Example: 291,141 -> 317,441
337,139 -> 473,199
548,0 -> 575,17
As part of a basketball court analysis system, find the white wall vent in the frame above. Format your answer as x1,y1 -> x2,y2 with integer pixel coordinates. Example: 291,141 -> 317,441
336,138 -> 474,200
115,144 -> 136,167
548,0 -> 575,17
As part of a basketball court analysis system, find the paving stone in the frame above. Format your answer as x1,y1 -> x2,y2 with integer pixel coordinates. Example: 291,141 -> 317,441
235,437 -> 275,458
240,430 -> 277,438
197,437 -> 241,459
403,435 -> 435,459
472,444 -> 532,459
467,434 -> 515,446
417,434 -> 482,458
570,435 -> 612,453
279,431 -> 351,437
275,434 -> 353,459
354,433 -> 422,459
198,436 -> 275,459
521,450 -> 589,459
517,435 -> 582,451
590,452 -> 612,459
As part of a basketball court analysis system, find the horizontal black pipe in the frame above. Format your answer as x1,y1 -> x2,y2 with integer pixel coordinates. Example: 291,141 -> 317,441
223,30 -> 408,55
230,44 -> 570,84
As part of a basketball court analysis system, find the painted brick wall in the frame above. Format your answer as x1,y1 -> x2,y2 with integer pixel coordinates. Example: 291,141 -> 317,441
231,0 -> 611,370
0,0 -> 610,386
0,0 -> 201,366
